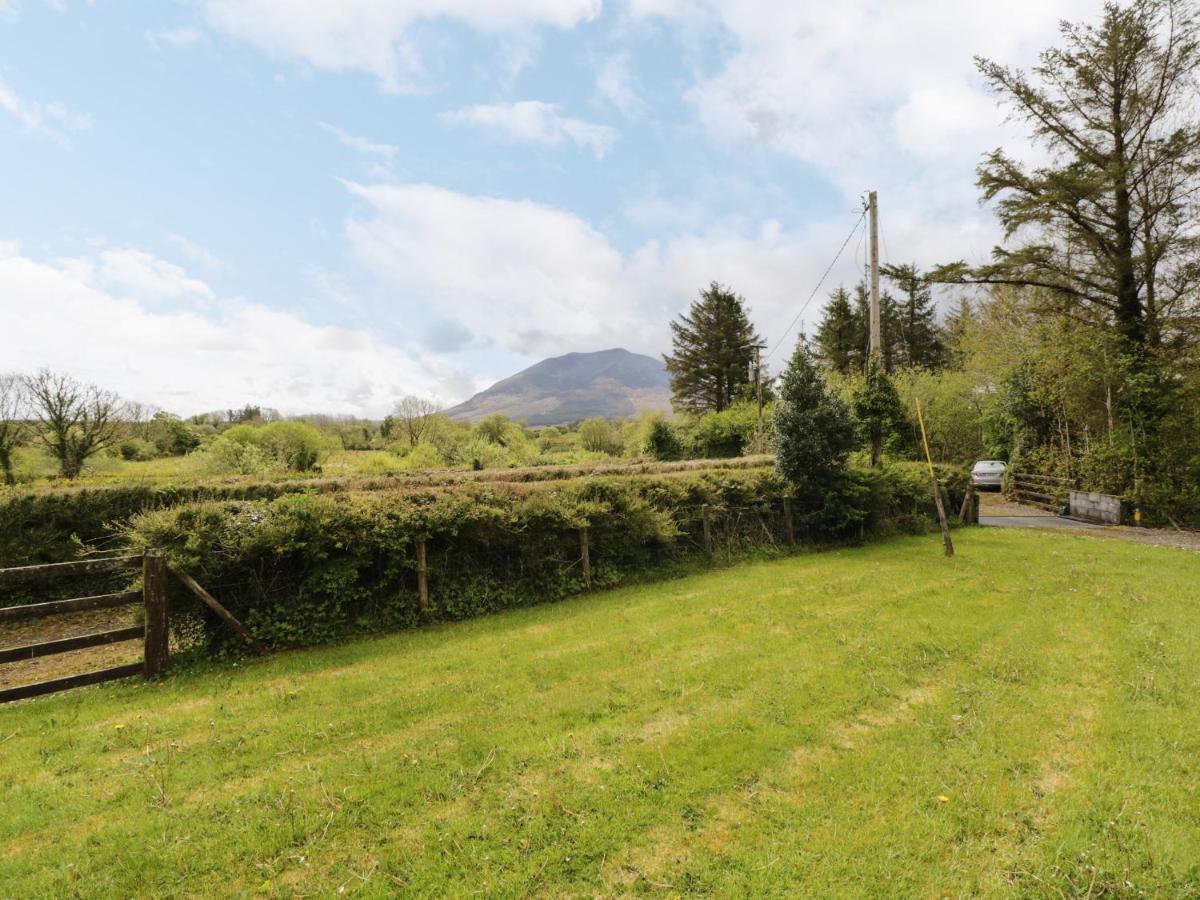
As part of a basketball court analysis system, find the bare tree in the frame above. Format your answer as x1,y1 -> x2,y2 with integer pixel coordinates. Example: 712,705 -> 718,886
392,396 -> 442,447
0,373 -> 29,485
122,400 -> 162,441
24,370 -> 126,479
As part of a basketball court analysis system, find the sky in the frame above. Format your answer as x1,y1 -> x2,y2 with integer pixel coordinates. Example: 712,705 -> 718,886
0,0 -> 1099,417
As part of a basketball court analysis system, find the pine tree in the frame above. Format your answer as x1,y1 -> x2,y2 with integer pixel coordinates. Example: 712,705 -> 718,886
943,297 -> 975,368
853,281 -> 904,373
853,353 -> 908,467
664,282 -> 762,414
774,337 -> 857,501
884,263 -> 946,369
815,287 -> 863,375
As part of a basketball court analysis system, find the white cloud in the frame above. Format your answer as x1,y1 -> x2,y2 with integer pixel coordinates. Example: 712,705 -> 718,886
344,181 -> 651,356
594,53 -> 643,117
0,74 -> 90,144
0,250 -> 466,415
146,27 -> 202,50
166,234 -> 226,272
440,100 -> 617,158
92,249 -> 217,303
199,0 -> 600,92
341,180 -> 964,369
318,121 -> 398,159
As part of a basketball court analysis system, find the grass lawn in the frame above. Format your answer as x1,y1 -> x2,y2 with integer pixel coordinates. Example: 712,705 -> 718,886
1,529 -> 1198,897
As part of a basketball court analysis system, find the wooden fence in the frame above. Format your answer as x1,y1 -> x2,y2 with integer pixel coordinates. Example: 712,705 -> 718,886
0,552 -> 264,704
1008,472 -> 1074,513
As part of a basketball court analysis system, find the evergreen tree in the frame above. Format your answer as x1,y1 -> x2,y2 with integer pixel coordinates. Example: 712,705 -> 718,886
815,287 -> 863,375
934,0 -> 1200,356
664,282 -> 762,414
853,353 -> 908,467
943,297 -> 976,368
884,263 -> 946,369
853,281 -> 906,372
774,337 -> 857,500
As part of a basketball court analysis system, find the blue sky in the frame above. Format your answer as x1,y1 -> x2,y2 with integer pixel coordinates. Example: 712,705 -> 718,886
0,0 -> 1097,416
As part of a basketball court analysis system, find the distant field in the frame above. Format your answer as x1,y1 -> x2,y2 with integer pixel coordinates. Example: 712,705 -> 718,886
1,529 -> 1198,896
10,449 -> 774,490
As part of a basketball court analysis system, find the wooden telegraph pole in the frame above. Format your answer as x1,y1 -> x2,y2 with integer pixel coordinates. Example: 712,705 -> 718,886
754,344 -> 765,453
868,191 -> 881,355
866,190 -> 885,468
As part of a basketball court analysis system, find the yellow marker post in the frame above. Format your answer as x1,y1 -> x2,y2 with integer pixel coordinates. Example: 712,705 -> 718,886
916,397 -> 955,557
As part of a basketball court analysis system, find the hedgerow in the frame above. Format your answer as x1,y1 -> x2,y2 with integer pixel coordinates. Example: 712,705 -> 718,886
0,456 -> 774,568
122,464 -> 966,653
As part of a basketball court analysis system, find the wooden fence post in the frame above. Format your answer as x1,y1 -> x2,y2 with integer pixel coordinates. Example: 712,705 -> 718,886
782,497 -> 796,546
416,540 -> 429,613
142,550 -> 169,677
579,526 -> 591,589
701,505 -> 713,561
958,482 -> 975,525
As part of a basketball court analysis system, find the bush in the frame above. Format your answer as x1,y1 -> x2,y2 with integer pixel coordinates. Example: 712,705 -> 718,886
689,403 -> 760,458
579,418 -> 620,455
643,418 -> 683,461
399,443 -> 444,470
122,465 -> 967,653
118,439 -> 159,462
199,422 -> 330,475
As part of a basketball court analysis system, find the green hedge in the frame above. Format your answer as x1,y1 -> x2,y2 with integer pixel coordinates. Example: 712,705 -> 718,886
123,464 -> 967,654
0,457 -> 774,569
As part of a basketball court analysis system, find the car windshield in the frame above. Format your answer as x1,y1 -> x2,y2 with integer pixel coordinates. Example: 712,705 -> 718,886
973,461 -> 1005,471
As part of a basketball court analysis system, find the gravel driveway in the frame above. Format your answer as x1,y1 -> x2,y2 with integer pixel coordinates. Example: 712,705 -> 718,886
978,491 -> 1200,552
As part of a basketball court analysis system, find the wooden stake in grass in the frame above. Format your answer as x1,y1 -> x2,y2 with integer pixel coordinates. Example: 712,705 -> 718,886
416,540 -> 429,613
701,505 -> 714,561
579,526 -> 592,589
142,551 -> 169,677
915,397 -> 954,557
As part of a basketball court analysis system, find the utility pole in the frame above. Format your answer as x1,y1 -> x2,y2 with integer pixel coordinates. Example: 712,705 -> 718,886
868,190 -> 881,355
754,345 -> 764,453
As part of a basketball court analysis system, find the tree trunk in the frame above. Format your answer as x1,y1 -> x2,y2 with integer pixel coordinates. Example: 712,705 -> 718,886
1111,119 -> 1145,349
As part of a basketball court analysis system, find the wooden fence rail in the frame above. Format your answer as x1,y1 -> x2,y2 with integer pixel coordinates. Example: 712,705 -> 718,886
1009,472 -> 1074,512
0,551 -> 263,704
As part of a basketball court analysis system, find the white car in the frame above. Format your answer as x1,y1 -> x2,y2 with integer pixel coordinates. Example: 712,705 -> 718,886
970,460 -> 1007,490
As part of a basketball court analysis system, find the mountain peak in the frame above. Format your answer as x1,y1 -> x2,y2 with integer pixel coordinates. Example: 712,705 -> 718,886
447,348 -> 671,425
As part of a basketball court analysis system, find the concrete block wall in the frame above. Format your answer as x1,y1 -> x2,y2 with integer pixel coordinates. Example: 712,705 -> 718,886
1069,490 -> 1122,525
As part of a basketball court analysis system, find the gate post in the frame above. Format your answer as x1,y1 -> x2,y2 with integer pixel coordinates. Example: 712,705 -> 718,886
143,550 -> 169,677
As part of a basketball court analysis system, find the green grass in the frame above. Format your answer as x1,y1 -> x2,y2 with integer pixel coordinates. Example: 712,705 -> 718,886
2,529 -> 1198,897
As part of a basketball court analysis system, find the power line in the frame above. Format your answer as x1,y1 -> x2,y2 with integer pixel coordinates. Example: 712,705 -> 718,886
766,209 -> 867,361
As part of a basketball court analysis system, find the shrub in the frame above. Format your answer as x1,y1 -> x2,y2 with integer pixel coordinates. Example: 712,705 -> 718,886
689,403 -> 759,458
399,443 -> 444,470
118,439 -> 159,462
579,418 -> 619,454
199,421 -> 330,475
643,418 -> 683,461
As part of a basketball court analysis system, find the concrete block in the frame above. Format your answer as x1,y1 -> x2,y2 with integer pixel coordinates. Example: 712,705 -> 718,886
1069,490 -> 1122,525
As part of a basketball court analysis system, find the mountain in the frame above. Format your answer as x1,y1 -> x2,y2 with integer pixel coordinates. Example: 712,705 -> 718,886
447,348 -> 672,425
